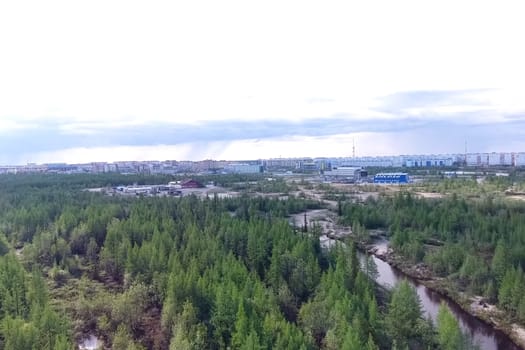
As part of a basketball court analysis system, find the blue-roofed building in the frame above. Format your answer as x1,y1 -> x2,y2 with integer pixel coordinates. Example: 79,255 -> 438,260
373,172 -> 409,184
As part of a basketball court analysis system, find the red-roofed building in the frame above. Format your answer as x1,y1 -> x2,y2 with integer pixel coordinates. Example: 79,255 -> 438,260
181,179 -> 204,188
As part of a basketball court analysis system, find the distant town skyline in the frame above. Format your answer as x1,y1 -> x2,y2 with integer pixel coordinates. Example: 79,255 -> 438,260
1,150 -> 525,167
3,151 -> 525,176
1,1 -> 524,165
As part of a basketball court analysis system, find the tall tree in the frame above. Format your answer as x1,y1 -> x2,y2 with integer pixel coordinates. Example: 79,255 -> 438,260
437,303 -> 462,350
492,239 -> 510,285
385,280 -> 422,348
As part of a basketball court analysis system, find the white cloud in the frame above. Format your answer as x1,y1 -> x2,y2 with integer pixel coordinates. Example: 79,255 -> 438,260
18,135 -> 349,164
22,145 -> 197,164
18,132 -> 444,164
1,1 -> 524,120
1,0 -> 525,162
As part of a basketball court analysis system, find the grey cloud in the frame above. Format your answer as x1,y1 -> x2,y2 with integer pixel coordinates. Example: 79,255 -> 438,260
2,113 -> 524,152
0,116 -> 445,156
2,89 -> 525,164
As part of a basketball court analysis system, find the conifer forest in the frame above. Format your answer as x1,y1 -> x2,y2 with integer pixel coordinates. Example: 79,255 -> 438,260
0,173 -> 524,349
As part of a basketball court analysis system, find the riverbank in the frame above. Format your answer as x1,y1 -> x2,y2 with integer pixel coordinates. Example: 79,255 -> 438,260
369,245 -> 525,350
291,206 -> 525,349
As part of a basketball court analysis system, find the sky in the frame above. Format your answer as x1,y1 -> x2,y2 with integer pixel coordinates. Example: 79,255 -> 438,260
1,0 -> 525,165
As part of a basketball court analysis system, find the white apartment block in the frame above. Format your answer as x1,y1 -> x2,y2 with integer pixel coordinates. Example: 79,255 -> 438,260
515,153 -> 525,166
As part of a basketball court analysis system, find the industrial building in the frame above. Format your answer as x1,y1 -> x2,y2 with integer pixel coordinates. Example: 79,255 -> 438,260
224,163 -> 262,174
322,166 -> 366,183
327,155 -> 457,168
404,155 -> 454,167
373,173 -> 409,184
329,156 -> 400,168
295,159 -> 318,172
123,186 -> 153,195
265,158 -> 300,169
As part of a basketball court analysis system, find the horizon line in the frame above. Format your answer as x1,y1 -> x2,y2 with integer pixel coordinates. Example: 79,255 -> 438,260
2,150 -> 525,167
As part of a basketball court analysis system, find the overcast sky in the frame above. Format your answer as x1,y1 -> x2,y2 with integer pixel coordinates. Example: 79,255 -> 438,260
1,0 -> 525,164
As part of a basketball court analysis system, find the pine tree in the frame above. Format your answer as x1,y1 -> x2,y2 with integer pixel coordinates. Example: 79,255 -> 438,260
1,317 -> 38,350
240,330 -> 263,350
499,268 -> 516,310
385,280 -> 422,348
364,255 -> 379,281
518,295 -> 525,323
0,232 -> 9,256
492,240 -> 509,285
211,284 -> 237,348
341,327 -> 362,350
437,303 -> 462,350
366,333 -> 379,350
232,300 -> 250,349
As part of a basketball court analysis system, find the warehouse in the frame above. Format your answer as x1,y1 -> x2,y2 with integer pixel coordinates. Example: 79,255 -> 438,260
404,156 -> 454,167
322,166 -> 365,183
373,173 -> 409,184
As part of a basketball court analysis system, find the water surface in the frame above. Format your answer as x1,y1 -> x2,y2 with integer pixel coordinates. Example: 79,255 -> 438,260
363,238 -> 521,350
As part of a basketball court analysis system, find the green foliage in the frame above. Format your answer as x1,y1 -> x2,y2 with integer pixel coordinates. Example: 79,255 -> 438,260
492,239 -> 510,285
112,324 -> 145,350
437,303 -> 480,350
340,188 -> 525,323
0,256 -> 72,350
1,317 -> 39,350
498,267 -> 525,315
7,173 -> 516,348
391,229 -> 425,263
341,327 -> 361,350
169,301 -> 207,350
437,303 -> 463,350
385,280 -> 422,348
460,254 -> 489,294
111,282 -> 150,332
298,299 -> 330,345
362,255 -> 378,282
0,232 -> 9,256
0,254 -> 29,319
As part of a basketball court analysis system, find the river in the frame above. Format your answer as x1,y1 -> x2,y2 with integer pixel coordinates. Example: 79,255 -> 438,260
291,209 -> 522,350
362,238 -> 522,350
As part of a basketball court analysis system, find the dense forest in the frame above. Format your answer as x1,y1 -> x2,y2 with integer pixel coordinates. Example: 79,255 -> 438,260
340,179 -> 525,325
0,174 -> 475,349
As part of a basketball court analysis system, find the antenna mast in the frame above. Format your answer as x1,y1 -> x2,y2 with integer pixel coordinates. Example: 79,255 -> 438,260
464,139 -> 468,165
